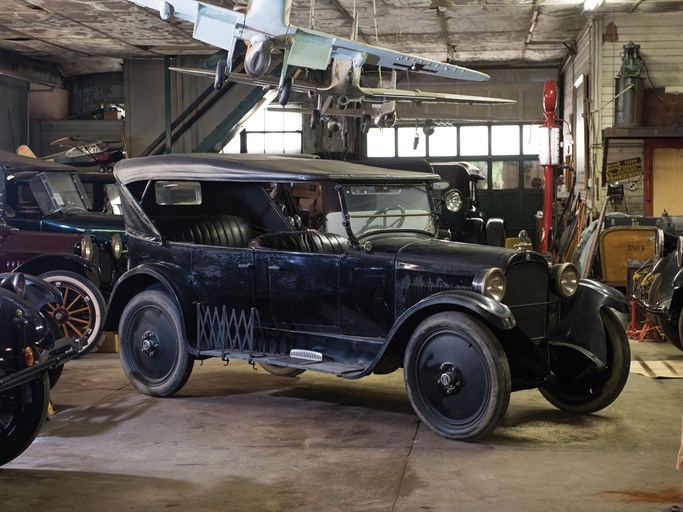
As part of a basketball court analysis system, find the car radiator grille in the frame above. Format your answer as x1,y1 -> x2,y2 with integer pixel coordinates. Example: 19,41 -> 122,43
503,260 -> 549,340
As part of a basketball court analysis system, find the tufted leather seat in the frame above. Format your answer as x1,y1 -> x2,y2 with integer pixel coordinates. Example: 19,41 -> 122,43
249,231 -> 350,254
155,215 -> 252,247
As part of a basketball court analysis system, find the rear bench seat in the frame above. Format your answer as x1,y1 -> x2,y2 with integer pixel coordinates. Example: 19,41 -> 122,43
154,215 -> 252,247
249,231 -> 349,254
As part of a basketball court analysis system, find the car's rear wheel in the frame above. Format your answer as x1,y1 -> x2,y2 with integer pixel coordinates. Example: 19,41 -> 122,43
258,363 -> 305,377
40,271 -> 105,358
404,312 -> 511,441
540,308 -> 630,413
119,290 -> 194,397
0,373 -> 50,466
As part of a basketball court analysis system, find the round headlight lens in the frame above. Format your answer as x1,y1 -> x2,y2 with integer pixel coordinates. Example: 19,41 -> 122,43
80,236 -> 93,261
655,229 -> 665,258
474,268 -> 506,301
677,236 -> 683,267
443,190 -> 463,213
552,262 -> 579,298
111,233 -> 123,260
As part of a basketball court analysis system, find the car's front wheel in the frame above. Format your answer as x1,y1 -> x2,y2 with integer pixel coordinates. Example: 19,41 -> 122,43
0,374 -> 50,466
119,290 -> 194,397
404,312 -> 511,441
540,308 -> 630,413
40,271 -> 106,358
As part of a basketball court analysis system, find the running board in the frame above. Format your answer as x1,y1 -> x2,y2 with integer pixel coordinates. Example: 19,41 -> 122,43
197,350 -> 366,377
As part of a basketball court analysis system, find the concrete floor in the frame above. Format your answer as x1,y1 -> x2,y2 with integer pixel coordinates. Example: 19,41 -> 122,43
1,340 -> 682,512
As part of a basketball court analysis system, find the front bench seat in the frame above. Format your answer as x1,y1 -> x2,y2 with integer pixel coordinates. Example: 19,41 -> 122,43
155,215 -> 252,247
249,231 -> 350,254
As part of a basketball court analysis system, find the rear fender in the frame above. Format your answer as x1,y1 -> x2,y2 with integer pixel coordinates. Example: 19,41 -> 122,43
549,279 -> 628,364
104,263 -> 195,338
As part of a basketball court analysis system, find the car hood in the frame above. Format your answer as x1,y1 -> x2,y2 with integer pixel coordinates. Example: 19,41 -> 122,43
395,237 -> 516,274
391,237 -> 543,314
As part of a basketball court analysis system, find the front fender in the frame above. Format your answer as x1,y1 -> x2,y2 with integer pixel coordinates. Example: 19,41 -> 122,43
549,279 -> 628,364
104,263 -> 196,336
14,253 -> 99,282
397,290 -> 516,331
355,290 -> 515,378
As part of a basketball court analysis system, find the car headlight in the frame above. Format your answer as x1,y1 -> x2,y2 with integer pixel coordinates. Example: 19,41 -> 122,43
443,190 -> 463,213
655,229 -> 665,258
111,233 -> 123,260
473,268 -> 506,301
677,236 -> 683,267
550,262 -> 579,299
80,236 -> 93,261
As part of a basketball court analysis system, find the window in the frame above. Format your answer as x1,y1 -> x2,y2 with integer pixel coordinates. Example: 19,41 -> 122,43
363,123 -> 541,191
222,106 -> 303,154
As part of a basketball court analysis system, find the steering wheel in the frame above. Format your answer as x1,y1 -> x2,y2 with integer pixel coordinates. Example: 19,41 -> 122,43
358,205 -> 406,234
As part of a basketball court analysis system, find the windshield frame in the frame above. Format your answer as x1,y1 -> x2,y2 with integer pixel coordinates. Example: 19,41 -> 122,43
336,182 -> 438,242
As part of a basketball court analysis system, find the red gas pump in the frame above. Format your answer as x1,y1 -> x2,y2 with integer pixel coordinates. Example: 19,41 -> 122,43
538,80 -> 562,255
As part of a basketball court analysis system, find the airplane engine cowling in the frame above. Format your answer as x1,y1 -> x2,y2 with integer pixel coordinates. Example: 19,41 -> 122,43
245,38 -> 274,77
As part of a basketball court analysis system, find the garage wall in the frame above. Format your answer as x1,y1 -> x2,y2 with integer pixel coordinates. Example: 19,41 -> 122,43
591,11 -> 683,216
0,75 -> 29,153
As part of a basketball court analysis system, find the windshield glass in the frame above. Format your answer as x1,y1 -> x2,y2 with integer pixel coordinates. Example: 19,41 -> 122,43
29,172 -> 91,215
338,184 -> 436,238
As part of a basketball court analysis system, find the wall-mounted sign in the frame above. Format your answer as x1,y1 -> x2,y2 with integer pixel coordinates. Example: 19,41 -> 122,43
605,157 -> 642,182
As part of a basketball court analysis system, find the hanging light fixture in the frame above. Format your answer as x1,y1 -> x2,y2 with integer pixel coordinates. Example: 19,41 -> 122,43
429,0 -> 456,13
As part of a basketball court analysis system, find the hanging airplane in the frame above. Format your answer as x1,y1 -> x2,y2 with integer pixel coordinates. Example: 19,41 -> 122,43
127,0 -> 509,106
171,57 -> 515,127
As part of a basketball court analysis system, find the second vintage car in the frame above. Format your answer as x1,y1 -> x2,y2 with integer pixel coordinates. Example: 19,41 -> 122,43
0,222 -> 104,358
637,212 -> 683,352
0,151 -> 127,296
104,154 -> 630,441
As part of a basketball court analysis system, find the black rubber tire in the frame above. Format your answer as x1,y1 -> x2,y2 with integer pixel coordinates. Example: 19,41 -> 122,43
214,60 -> 227,90
0,373 -> 50,466
540,308 -> 631,413
40,271 -> 106,358
649,274 -> 682,350
278,76 -> 292,106
404,312 -> 511,441
119,290 -> 194,397
360,115 -> 372,135
258,363 -> 305,377
47,365 -> 64,389
310,108 -> 321,129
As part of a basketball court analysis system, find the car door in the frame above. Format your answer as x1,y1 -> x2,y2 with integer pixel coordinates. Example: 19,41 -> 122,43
261,250 -> 342,333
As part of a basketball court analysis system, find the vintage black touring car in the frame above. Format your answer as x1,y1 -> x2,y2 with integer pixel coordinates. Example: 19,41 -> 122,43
104,154 -> 630,440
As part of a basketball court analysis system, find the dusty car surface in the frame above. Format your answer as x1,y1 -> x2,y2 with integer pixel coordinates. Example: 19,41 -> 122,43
0,222 -> 104,357
0,273 -> 80,466
0,151 -> 127,296
105,153 -> 630,441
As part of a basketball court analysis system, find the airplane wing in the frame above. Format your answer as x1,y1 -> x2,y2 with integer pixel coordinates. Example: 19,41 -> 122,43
297,27 -> 490,82
169,66 -> 510,106
129,0 -> 490,83
356,86 -> 516,105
